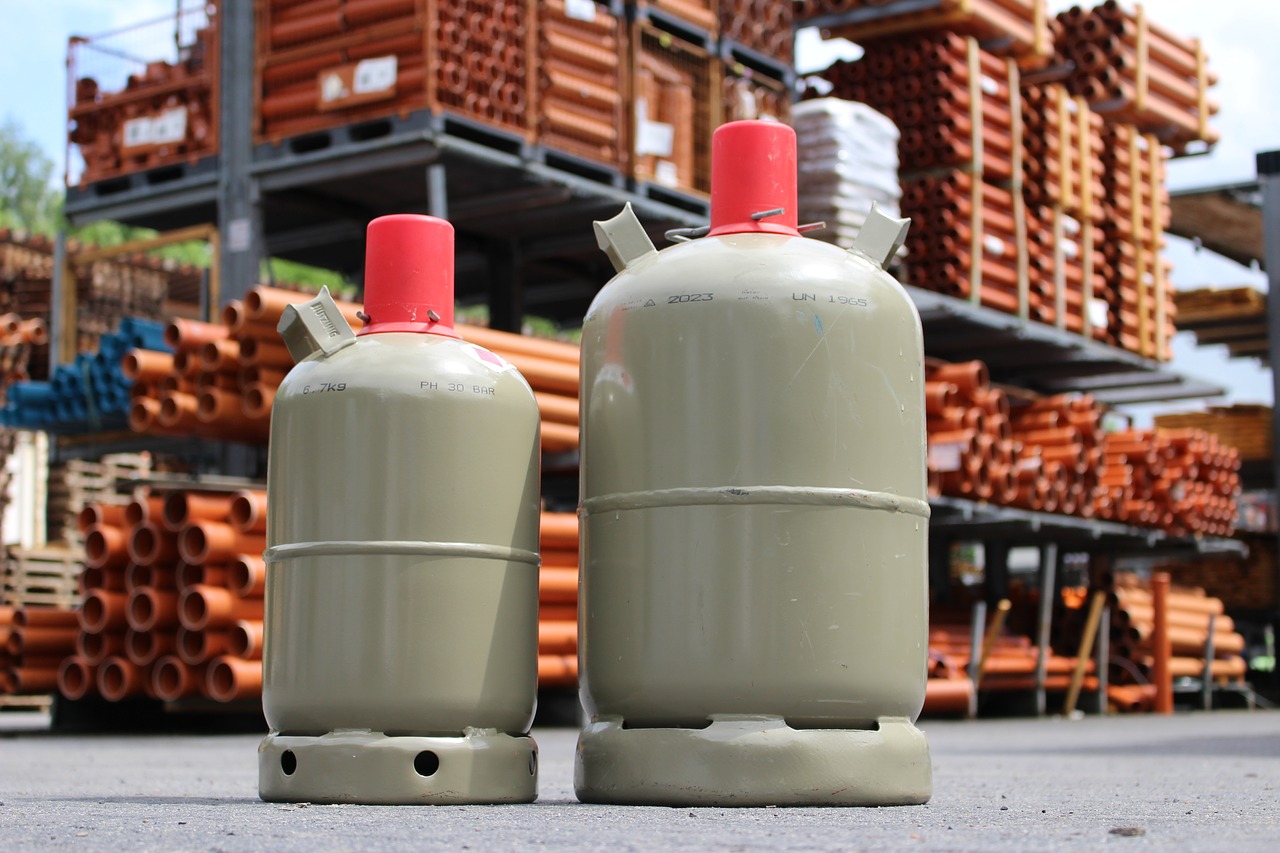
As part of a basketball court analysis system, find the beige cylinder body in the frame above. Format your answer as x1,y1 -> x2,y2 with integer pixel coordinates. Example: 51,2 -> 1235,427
577,229 -> 931,805
260,327 -> 541,803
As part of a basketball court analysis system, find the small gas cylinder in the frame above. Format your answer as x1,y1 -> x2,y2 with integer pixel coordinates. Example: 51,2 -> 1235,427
258,214 -> 541,805
576,121 -> 932,806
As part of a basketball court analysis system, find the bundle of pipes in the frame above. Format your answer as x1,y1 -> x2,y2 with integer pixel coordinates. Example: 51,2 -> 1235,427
433,0 -> 535,139
929,612 -> 1098,696
925,360 -> 1018,503
0,606 -> 79,697
1019,84 -> 1109,339
1,318 -> 170,434
635,0 -> 718,35
1099,122 -> 1174,360
68,22 -> 217,186
631,23 -> 713,195
799,0 -> 1054,69
538,511 -> 579,689
719,0 -> 793,64
536,0 -> 627,169
1053,2 -> 1219,153
1095,428 -> 1239,536
794,98 -> 901,251
1107,574 -> 1247,687
60,491 -> 266,704
128,286 -> 581,453
1006,392 -> 1107,517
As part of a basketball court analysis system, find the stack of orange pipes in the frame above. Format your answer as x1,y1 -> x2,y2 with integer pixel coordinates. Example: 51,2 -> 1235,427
800,0 -> 1054,68
1100,122 -> 1174,360
0,606 -> 78,697
67,16 -> 217,187
538,511 -> 579,689
1053,2 -> 1219,153
929,609 -> 1097,697
925,357 -> 1240,532
719,0 -> 793,64
1020,83 -> 1109,340
126,286 -> 581,454
1095,428 -> 1239,536
819,32 -> 1033,317
1107,573 -> 1246,686
59,491 -> 265,704
536,0 -> 627,170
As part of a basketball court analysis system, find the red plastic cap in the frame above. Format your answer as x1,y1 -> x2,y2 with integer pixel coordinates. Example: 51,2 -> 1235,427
707,120 -> 799,238
359,213 -> 459,336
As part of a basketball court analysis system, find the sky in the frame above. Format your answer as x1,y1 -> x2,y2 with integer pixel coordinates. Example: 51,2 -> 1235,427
1,1 -> 1278,415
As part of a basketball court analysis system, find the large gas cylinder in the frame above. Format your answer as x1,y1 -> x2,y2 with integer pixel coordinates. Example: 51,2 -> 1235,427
258,214 -> 541,805
576,121 -> 932,806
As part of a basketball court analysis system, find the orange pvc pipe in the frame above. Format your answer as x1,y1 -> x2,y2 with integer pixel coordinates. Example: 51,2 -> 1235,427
1151,572 -> 1173,714
180,585 -> 265,632
230,554 -> 266,598
179,521 -> 266,565
165,318 -> 228,353
121,349 -> 175,383
205,655 -> 263,702
10,665 -> 60,694
229,490 -> 268,534
77,629 -> 125,666
126,627 -> 176,667
542,421 -> 580,453
199,339 -> 241,373
538,653 -> 578,687
539,567 -> 578,603
540,513 -> 579,550
229,619 -> 264,660
80,590 -> 129,633
13,608 -> 81,629
84,523 -> 130,570
501,351 -> 580,395
127,587 -> 181,632
239,337 -> 294,370
57,657 -> 97,700
242,382 -> 277,418
178,562 -> 231,589
164,492 -> 236,532
457,323 -> 580,365
9,626 -> 77,656
541,549 -> 578,569
177,627 -> 232,665
245,286 -> 364,328
77,503 -> 128,533
151,655 -> 205,701
538,620 -> 577,654
98,656 -> 149,701
128,521 -> 180,565
533,391 -> 580,425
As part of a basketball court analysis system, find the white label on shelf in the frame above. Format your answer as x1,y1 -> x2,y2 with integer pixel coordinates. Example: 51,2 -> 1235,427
1061,214 -> 1081,235
354,55 -> 397,94
565,0 -> 598,22
150,107 -> 187,145
1060,239 -> 1080,259
637,118 -> 674,157
928,442 -> 964,473
1088,297 -> 1108,328
983,235 -> 1007,257
320,71 -> 348,103
980,75 -> 1000,96
227,218 -> 252,253
122,116 -> 152,148
655,159 -> 680,187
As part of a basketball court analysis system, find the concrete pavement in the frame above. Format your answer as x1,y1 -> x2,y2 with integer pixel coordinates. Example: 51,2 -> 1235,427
0,709 -> 1277,851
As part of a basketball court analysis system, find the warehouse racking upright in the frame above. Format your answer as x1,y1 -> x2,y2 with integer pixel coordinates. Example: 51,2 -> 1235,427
31,0 -> 1262,719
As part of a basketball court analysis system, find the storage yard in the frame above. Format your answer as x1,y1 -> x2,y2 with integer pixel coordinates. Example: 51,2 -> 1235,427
0,0 -> 1278,841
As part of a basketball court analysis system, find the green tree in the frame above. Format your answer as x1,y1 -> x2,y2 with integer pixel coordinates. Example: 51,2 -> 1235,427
0,117 -> 61,233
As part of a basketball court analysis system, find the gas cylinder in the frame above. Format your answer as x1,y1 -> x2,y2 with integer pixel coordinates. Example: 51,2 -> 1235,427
258,214 -> 541,805
576,121 -> 932,806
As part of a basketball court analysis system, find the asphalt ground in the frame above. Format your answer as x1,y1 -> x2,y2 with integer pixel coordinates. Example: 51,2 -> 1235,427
1,708 -> 1277,851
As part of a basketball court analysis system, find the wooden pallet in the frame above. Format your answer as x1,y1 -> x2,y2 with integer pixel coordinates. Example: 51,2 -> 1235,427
1,546 -> 83,609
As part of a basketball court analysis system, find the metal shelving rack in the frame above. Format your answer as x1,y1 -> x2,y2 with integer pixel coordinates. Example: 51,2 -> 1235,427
52,3 -> 1255,710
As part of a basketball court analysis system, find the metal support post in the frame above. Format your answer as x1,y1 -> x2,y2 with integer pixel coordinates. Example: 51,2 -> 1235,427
218,0 -> 262,303
427,163 -> 449,220
984,541 -> 1010,604
1203,613 -> 1217,712
928,534 -> 951,604
1033,542 -> 1059,716
487,239 -> 524,333
1258,151 -> 1280,605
